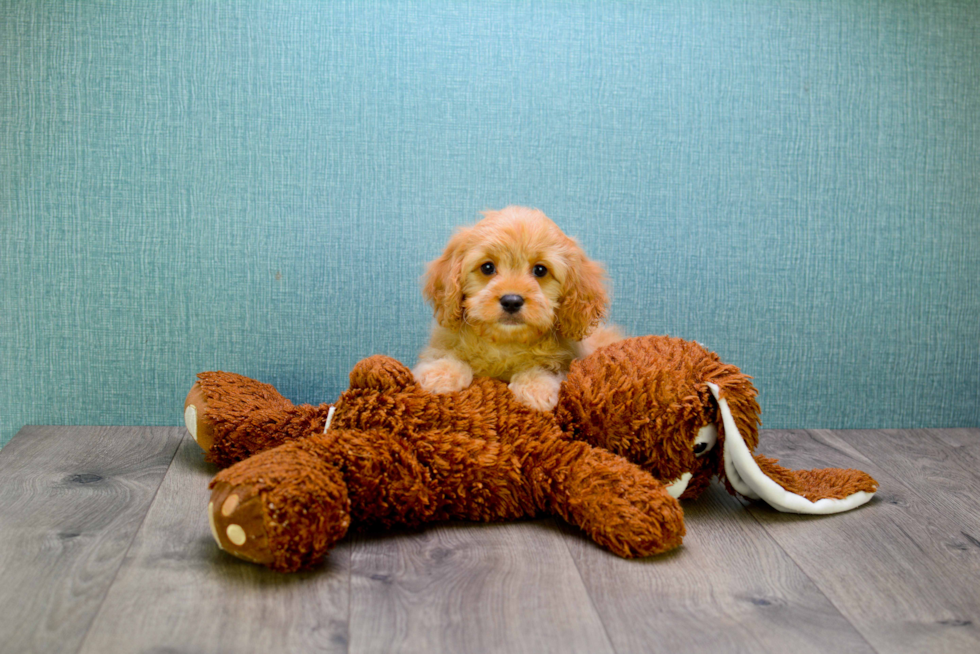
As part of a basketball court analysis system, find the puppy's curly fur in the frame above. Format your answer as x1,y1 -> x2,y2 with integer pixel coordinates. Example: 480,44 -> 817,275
413,206 -> 612,410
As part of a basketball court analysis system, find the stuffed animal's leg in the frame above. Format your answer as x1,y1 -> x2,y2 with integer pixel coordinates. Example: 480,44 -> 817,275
185,371 -> 333,467
527,439 -> 686,557
207,427 -> 442,572
208,438 -> 350,572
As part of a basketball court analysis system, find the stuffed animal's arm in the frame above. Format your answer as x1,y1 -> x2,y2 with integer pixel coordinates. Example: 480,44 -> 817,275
185,371 -> 333,468
525,438 -> 686,557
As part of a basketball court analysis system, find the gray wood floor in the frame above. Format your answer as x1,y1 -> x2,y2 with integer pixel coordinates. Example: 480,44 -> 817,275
1,426 -> 979,654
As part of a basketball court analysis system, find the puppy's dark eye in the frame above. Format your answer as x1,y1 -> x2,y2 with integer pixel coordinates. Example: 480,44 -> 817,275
532,264 -> 548,278
480,262 -> 496,276
693,442 -> 708,455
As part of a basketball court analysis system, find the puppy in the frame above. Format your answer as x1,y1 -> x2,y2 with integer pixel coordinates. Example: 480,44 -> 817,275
413,206 -> 610,411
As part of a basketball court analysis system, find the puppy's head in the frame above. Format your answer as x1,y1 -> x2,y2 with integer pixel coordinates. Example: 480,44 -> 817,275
423,206 -> 608,343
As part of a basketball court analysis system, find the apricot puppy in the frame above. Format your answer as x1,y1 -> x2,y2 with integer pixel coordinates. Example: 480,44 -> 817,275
413,206 -> 609,410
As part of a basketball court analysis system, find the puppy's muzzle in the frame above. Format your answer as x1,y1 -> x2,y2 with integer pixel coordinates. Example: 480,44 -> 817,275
499,294 -> 525,314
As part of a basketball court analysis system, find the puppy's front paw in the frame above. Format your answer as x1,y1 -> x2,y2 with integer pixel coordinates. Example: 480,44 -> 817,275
509,369 -> 563,411
412,358 -> 474,394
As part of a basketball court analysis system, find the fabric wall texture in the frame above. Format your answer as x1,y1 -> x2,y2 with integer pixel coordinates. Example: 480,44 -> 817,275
2,1 -> 978,447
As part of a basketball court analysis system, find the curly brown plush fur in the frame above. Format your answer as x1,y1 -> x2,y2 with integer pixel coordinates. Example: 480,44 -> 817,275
556,336 -> 760,499
193,354 -> 685,572
186,335 -> 877,572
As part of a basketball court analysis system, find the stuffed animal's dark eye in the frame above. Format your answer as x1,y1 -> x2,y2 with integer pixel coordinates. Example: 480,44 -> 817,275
480,262 -> 495,275
693,424 -> 718,457
532,264 -> 548,278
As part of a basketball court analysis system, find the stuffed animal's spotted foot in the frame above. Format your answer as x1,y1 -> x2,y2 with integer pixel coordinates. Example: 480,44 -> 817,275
184,382 -> 217,454
206,443 -> 352,572
208,482 -> 278,566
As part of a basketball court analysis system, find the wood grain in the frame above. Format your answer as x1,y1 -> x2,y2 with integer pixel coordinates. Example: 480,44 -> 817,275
920,428 -> 980,450
746,429 -> 980,654
348,518 -> 615,654
4,427 -> 980,654
78,434 -> 353,654
559,480 -> 875,654
0,426 -> 183,654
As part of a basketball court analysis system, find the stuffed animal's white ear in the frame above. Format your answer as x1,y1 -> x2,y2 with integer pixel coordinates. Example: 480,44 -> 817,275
707,383 -> 876,514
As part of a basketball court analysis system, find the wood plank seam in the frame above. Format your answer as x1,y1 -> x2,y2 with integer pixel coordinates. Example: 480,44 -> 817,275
70,428 -> 185,654
744,428 -> 980,652
920,429 -> 980,492
556,524 -> 619,653
345,533 -> 353,652
738,430 -> 883,653
742,510 -> 881,654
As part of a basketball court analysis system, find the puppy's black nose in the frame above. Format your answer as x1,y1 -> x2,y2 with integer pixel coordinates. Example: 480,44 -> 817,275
499,294 -> 525,314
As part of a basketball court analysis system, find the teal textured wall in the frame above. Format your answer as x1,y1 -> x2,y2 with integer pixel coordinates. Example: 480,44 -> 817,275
2,1 -> 979,447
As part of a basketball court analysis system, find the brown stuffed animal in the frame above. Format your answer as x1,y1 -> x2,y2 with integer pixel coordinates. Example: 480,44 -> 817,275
184,336 -> 877,572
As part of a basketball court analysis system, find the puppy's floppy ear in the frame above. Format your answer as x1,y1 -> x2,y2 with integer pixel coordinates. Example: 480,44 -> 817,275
555,244 -> 608,340
422,228 -> 468,330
